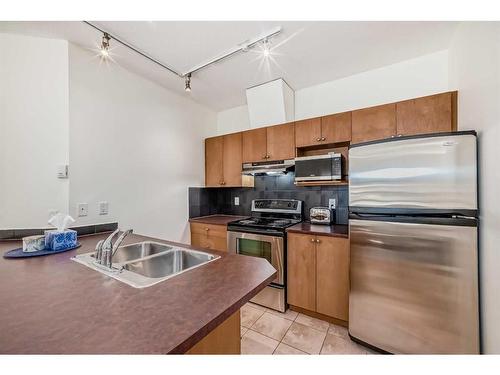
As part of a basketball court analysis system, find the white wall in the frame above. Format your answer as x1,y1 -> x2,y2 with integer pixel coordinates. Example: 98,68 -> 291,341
217,104 -> 250,135
69,44 -> 217,242
295,50 -> 449,120
0,34 -> 69,229
216,50 -> 450,132
448,22 -> 500,354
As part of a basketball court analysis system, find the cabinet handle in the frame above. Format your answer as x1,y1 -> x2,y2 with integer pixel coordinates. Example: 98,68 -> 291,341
316,239 -> 320,243
205,227 -> 209,231
221,181 -> 226,185
321,137 -> 326,141
310,238 -> 315,243
263,155 -> 267,159
266,155 -> 270,159
316,138 -> 321,142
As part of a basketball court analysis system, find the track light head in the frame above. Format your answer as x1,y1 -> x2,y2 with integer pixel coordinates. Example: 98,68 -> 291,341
262,39 -> 271,57
100,33 -> 111,58
185,73 -> 192,92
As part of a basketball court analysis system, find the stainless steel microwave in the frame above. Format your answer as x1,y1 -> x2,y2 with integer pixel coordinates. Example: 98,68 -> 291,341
294,153 -> 343,182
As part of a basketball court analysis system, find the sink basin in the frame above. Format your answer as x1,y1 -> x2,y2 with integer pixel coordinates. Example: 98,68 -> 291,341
123,249 -> 218,278
73,241 -> 220,288
91,241 -> 172,263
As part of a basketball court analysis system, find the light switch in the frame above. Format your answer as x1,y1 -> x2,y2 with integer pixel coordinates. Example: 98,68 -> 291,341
98,201 -> 109,215
57,164 -> 68,179
234,197 -> 240,206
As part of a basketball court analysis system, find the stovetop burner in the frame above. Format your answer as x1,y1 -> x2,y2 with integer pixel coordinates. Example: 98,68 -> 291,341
228,199 -> 303,233
233,217 -> 299,229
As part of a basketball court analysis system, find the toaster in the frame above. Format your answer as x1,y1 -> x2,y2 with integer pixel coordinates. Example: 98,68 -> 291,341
309,207 -> 333,225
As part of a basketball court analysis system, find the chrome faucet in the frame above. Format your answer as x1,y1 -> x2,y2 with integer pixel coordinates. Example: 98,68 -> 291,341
94,228 -> 133,268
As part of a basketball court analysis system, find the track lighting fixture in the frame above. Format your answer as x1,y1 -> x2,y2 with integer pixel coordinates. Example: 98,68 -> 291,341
83,22 -> 282,93
185,73 -> 192,92
100,32 -> 111,58
262,39 -> 271,57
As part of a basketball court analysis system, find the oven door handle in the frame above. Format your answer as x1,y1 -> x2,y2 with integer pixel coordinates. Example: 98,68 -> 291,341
227,227 -> 285,237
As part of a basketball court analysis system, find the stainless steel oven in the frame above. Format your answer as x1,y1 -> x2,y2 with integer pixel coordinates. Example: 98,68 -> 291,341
227,199 -> 303,312
227,230 -> 286,312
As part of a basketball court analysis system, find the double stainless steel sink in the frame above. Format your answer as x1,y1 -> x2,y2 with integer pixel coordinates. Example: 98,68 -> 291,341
72,241 -> 220,288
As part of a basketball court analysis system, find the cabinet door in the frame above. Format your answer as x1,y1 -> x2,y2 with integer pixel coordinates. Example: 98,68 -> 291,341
295,117 -> 322,147
242,128 -> 267,163
316,236 -> 350,321
222,132 -> 242,186
351,103 -> 396,144
396,92 -> 456,136
205,136 -> 224,187
190,223 -> 228,251
321,112 -> 351,144
266,122 -> 295,160
287,233 -> 316,311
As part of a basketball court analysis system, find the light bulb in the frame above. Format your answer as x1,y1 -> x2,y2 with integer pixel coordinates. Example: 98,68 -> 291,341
185,74 -> 192,92
100,33 -> 111,59
262,39 -> 271,57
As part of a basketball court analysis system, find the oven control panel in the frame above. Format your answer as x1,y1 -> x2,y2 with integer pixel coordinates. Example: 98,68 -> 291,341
252,199 -> 302,213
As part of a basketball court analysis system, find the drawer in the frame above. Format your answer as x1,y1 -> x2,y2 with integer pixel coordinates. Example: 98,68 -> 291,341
190,223 -> 228,252
190,223 -> 227,238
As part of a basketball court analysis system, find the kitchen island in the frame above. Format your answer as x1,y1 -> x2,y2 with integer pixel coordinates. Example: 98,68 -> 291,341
0,232 -> 276,354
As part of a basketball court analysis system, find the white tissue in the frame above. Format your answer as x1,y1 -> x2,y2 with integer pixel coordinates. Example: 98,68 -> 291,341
48,213 -> 75,231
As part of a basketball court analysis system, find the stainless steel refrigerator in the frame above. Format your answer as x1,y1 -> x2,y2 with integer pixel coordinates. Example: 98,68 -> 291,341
348,131 -> 480,354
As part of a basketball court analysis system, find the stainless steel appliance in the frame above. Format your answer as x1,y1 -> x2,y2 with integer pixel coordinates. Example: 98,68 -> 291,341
348,131 -> 479,354
227,199 -> 303,312
242,159 -> 295,175
309,207 -> 333,225
294,152 -> 343,182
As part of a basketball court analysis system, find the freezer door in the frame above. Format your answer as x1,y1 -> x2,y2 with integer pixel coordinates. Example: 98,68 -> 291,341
349,132 -> 477,213
349,218 -> 479,354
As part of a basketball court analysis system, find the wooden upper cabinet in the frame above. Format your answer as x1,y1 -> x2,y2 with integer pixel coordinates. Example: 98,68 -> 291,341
223,132 -> 243,186
295,117 -> 322,147
316,237 -> 350,321
351,103 -> 396,144
205,136 -> 224,187
287,233 -> 317,311
396,92 -> 457,136
266,122 -> 295,160
242,128 -> 267,163
321,112 -> 352,144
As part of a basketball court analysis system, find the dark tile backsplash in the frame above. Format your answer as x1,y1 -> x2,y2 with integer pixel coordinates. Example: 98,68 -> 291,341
189,172 -> 349,224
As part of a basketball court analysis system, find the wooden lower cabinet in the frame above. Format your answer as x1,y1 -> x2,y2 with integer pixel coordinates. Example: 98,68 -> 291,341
287,233 -> 316,311
287,232 -> 350,322
186,309 -> 241,354
316,236 -> 350,321
190,223 -> 227,252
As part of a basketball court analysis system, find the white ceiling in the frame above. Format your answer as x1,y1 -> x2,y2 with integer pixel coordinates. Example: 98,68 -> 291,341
0,21 -> 459,111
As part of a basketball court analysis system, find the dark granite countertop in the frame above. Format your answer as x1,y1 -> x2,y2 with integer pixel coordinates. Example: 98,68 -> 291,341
188,215 -> 248,226
286,222 -> 349,238
0,232 -> 276,354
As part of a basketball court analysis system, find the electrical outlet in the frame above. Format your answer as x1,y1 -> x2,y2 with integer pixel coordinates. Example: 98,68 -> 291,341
77,203 -> 88,217
98,201 -> 109,215
234,197 -> 240,206
328,198 -> 336,210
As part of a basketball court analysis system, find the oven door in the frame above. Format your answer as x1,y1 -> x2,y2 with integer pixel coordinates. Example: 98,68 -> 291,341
227,231 -> 284,285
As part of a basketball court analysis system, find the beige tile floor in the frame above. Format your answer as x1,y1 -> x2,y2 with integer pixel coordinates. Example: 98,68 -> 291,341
240,302 -> 376,355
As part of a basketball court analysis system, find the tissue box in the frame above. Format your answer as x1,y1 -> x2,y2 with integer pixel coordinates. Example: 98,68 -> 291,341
44,229 -> 77,251
22,235 -> 46,252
